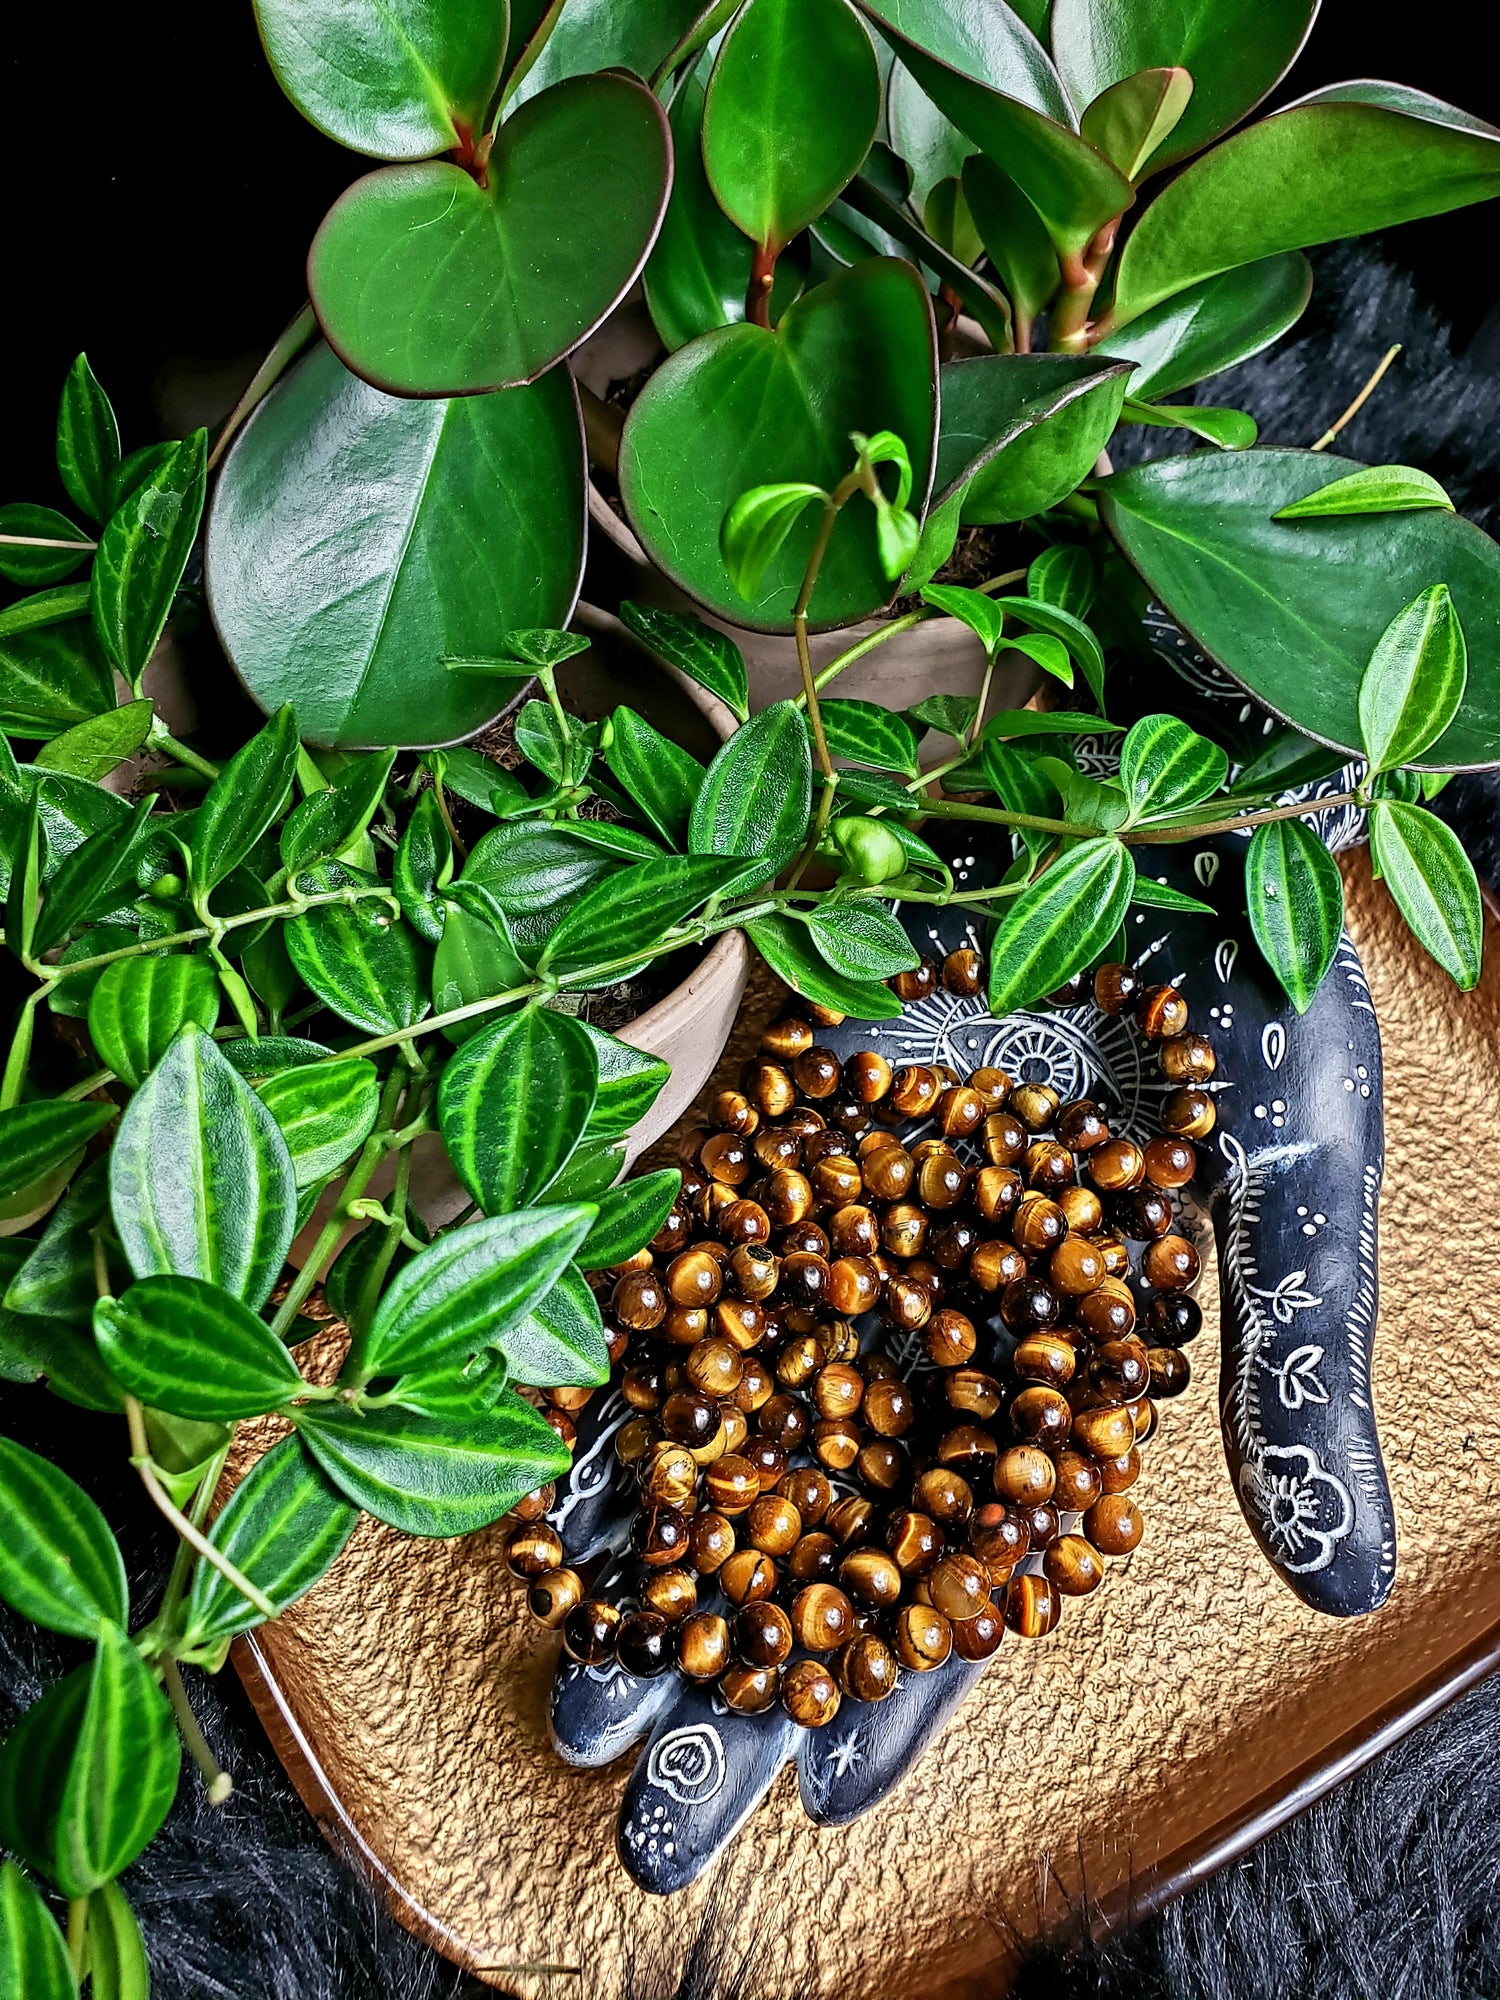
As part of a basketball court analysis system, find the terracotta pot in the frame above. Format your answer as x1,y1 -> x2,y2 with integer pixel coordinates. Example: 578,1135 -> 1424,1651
571,297 -> 1043,728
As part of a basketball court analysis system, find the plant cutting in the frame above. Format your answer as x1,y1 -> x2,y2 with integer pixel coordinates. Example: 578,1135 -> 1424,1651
5,0 -> 1500,1979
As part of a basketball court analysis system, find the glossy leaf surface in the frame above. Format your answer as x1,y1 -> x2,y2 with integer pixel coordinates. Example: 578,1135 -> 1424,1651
0,1862 -> 76,2000
604,708 -> 704,848
1358,585 -> 1468,775
258,1057 -> 381,1189
581,1026 -> 671,1140
89,430 -> 206,688
95,1275 -> 306,1420
32,700 -> 154,784
82,1881 -> 150,2000
57,354 -> 121,523
1245,816 -> 1344,1014
86,955 -> 221,1091
430,897 -> 529,1036
818,699 -> 920,775
540,854 -> 745,976
0,1102 -> 111,1204
499,1260 -> 610,1387
31,793 -> 159,957
284,870 -> 430,1034
1119,712 -> 1228,817
0,589 -> 115,740
1098,254 -> 1312,399
801,900 -> 919,979
509,0 -> 703,98
936,353 -> 1132,524
437,1009 -> 597,1215
987,839 -> 1135,1013
281,750 -> 397,872
576,1168 -> 682,1270
1369,801 -> 1484,989
618,603 -> 749,721
207,343 -> 584,748
1121,396 -> 1257,450
190,706 -> 299,899
393,790 -> 453,942
1274,464 -> 1453,519
688,701 -> 812,870
747,913 -> 902,1019
0,504 -> 90,588
0,1439 -> 128,1640
961,155 -> 1060,338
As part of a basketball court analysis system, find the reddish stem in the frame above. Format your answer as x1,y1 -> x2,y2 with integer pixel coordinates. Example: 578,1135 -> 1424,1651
747,242 -> 778,329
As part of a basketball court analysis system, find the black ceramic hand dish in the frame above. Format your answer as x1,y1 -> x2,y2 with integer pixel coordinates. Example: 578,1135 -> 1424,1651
540,616 -> 1393,1892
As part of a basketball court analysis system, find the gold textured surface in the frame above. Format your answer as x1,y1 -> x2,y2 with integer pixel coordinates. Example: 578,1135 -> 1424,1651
234,850 -> 1500,1998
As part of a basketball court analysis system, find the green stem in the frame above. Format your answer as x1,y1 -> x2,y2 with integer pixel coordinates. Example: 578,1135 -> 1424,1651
788,468 -> 869,885
162,1658 -> 234,1804
67,1898 -> 88,1977
152,1444 -> 232,1648
41,882 -> 398,985
147,715 -> 220,781
123,1396 -> 278,1620
1126,791 -> 1362,844
804,611 -> 927,700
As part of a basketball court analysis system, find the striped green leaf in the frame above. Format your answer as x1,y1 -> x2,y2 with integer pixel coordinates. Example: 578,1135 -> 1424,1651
109,1027 -> 297,1309
1119,713 -> 1228,819
436,1007 -> 597,1215
189,705 -> 299,900
987,840 -> 1136,1014
0,1101 -> 112,1204
57,354 -> 121,523
32,793 -> 159,955
580,1026 -> 670,1141
180,1436 -> 358,1650
688,701 -> 812,875
348,1204 -> 596,1382
0,1439 -> 128,1639
90,430 -> 206,687
279,750 -> 397,873
539,853 -> 746,977
800,901 -> 921,980
87,953 -> 221,1090
1357,584 -> 1468,775
2,1164 -> 115,1321
1275,464 -> 1453,519
746,912 -> 902,1019
82,1881 -> 151,2000
618,601 -> 750,722
392,789 -> 452,943
257,1056 -> 379,1190
604,707 -> 705,847
498,1260 -> 610,1387
1245,818 -> 1345,1013
94,1274 -> 306,1420
292,1392 -> 570,1537
284,867 -> 429,1035
817,700 -> 921,776
0,1861 -> 77,2000
1370,800 -> 1484,990
576,1167 -> 682,1270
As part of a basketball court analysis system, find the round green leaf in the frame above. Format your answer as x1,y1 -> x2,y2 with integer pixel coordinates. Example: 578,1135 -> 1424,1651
961,155 -> 1060,340
430,897 -> 530,1039
1245,817 -> 1345,1015
576,1167 -> 682,1270
746,912 -> 902,1019
257,1056 -> 381,1191
688,701 -> 812,872
498,1260 -> 610,1387
620,258 -> 937,631
1096,253 -> 1312,401
180,1436 -> 359,1650
292,1392 -> 569,1536
0,1439 -> 128,1640
1100,448 -> 1500,770
703,0 -> 880,255
936,353 -> 1133,525
888,57 -> 975,210
436,1008 -> 598,1215
1119,713 -> 1228,818
308,75 -> 671,397
0,1861 -> 77,2000
253,0 -> 509,159
1369,801 -> 1484,990
207,343 -> 584,749
986,840 -> 1135,1014
108,1026 -> 298,1311
87,954 -> 221,1091
94,1275 -> 306,1420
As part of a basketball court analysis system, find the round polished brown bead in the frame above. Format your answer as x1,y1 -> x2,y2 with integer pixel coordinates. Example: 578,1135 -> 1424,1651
611,1269 -> 666,1332
945,1368 -> 1005,1422
775,1333 -> 824,1391
760,1169 -> 812,1230
700,1133 -> 753,1188
745,1436 -> 789,1492
879,1202 -> 928,1262
720,1198 -> 771,1247
735,1597 -> 793,1669
1001,1274 -> 1062,1333
753,1128 -> 802,1176
788,1046 -> 837,1100
1026,1140 -> 1076,1194
702,1454 -> 758,1515
862,1376 -> 915,1438
1090,1139 -> 1146,1193
511,1481 -> 556,1523
505,1522 -> 564,1579
605,1325 -> 631,1367
915,1307 -> 971,1370
835,1051 -> 889,1108
837,1633 -> 899,1703
650,1200 -> 694,1258
764,1474 -> 825,1535
527,1566 -> 583,1627
1143,1235 -> 1200,1292
912,1468 -> 972,1528
1160,1087 -> 1217,1144
1009,1082 -> 1060,1133
967,1168 -> 1019,1232
963,1067 -> 1009,1112
970,1240 -> 1026,1294
761,1015 -> 815,1060
982,1111 -> 1027,1168
715,1297 -> 767,1353
950,1601 -> 1006,1660
786,1530 -> 839,1583
886,1510 -> 944,1577
891,956 -> 940,1003
734,1355 -> 774,1413
638,1567 -> 697,1624
1012,1333 -> 1077,1389
970,1501 -> 1030,1565
756,1394 -> 808,1451
1005,1572 -> 1062,1639
711,1088 -> 760,1137
1078,1284 -> 1136,1341
1015,1501 -> 1058,1553
540,1407 -> 576,1450
1010,1385 -> 1072,1450
1085,1494 -> 1145,1557
1051,1448 -> 1103,1514
743,1060 -> 796,1120
789,1582 -> 855,1654
937,1085 -> 987,1141
633,1506 -> 692,1569
778,1253 -> 829,1313
779,1657 -> 840,1729
1057,1186 -> 1104,1238
1048,1237 -> 1103,1299
1071,1402 -> 1136,1462
613,1419 -> 660,1474
563,1597 -> 621,1665
1092,961 -> 1139,1014
676,1611 -> 731,1681
916,1153 -> 967,1211
1014,1195 -> 1068,1257
660,1306 -> 708,1349
1136,983 -> 1190,1039
1096,1235 -> 1132,1279
937,1423 -> 999,1480
1097,1445 -> 1142,1495
882,1273 -> 933,1335
1055,1100 -> 1108,1154
862,1143 -> 915,1201
1143,1135 -> 1197,1190
1134,1398 -> 1159,1443
1089,1336 -> 1151,1402
928,1552 -> 992,1621
805,1363 -> 859,1423
855,1438 -> 907,1494
894,1602 -> 953,1671
721,1662 -> 780,1713
1160,1030 -> 1217,1084
642,1442 -> 699,1510
1045,1533 -> 1106,1597
822,1255 -> 877,1318
718,1549 -> 778,1607
685,1338 -> 744,1400
808,1153 -> 859,1206
1148,1345 -> 1193,1398
827,1201 -> 879,1257
688,1510 -> 736,1574
941,947 -> 983,996
746,1495 -> 802,1557
811,1416 -> 862,1473
1119,1187 -> 1174,1241
841,1546 -> 904,1608
665,1248 -> 721,1309
661,1389 -> 721,1452
826,1493 -> 878,1547
1147,1293 -> 1203,1345
890,1063 -> 944,1117
994,1444 -> 1056,1507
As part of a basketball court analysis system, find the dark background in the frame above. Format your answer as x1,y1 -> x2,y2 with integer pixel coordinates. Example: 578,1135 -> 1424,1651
2,0 -> 1500,497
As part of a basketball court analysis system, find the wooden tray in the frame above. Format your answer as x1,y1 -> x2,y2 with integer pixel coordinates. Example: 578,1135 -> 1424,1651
232,850 -> 1500,1997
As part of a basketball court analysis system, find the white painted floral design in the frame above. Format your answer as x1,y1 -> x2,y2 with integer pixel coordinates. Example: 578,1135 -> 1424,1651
1268,1344 -> 1330,1410
1248,1268 -> 1325,1325
1239,1444 -> 1355,1572
645,1725 -> 727,1807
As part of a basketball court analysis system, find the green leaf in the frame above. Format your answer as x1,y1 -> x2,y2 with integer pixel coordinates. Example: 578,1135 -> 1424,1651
190,706 -> 299,901
90,431 -> 206,688
309,75 -> 671,396
836,175 -> 1014,355
1028,544 -> 1096,619
1119,713 -> 1228,818
800,900 -> 919,980
0,595 -> 114,742
581,1026 -> 671,1140
543,1136 -> 627,1204
1051,0 -> 1316,172
909,693 -> 979,739
888,58 -> 975,211
498,1260 -> 610,1387
1358,585 -> 1468,776
293,1392 -> 568,1537
1274,464 -> 1455,520
620,259 -> 938,631
1369,800 -> 1484,990
257,1057 -> 380,1190
816,700 -> 920,776
207,344 -> 585,749
3,790 -> 45,962
86,955 -> 221,1091
109,1027 -> 297,1310
746,912 -> 902,1018
1129,876 -> 1215,914
855,0 -> 1133,256
1079,67 -> 1193,181
180,1436 -> 359,1650
1008,632 -> 1075,686
57,354 -> 121,524
985,596 -> 1108,710
95,1275 -> 305,1420
603,708 -> 705,849
1098,254 -> 1312,401
3,1164 -> 119,1323
82,1881 -> 150,2000
425,747 -> 526,814
1245,817 -> 1345,1014
935,353 -> 1133,525
0,1439 -> 128,1639
689,700 -> 812,872
0,1861 -> 77,2000
1121,397 -> 1258,451
1099,448 -> 1500,769
919,584 -> 1007,661
0,1102 -> 111,1204
32,700 -> 154,784
32,793 -> 160,956
280,751 -> 397,873
981,737 -> 1067,858
218,1035 -> 335,1078
1112,85 -> 1500,327
253,0 -> 508,158
617,603 -> 749,721
703,0 -> 880,253
430,897 -> 530,1038
540,854 -> 746,977
577,1168 -> 681,1269
436,1009 -> 597,1214
961,156 -> 1059,342
0,503 -> 92,588
985,706 -> 1122,738
720,483 -> 828,600
393,791 -> 453,944
987,840 -> 1135,1013
460,821 -> 625,946
284,870 -> 429,1036
508,0 -> 706,100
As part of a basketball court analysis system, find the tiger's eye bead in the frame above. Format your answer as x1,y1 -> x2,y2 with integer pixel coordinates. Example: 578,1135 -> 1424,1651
700,1133 -> 752,1187
1013,1334 -> 1077,1390
614,1415 -> 658,1473
844,1049 -> 893,1104
771,1474 -> 827,1533
946,1369 -> 1005,1423
982,1111 -> 1027,1166
915,1307 -> 971,1370
938,1423 -> 999,1480
779,1251 -> 831,1311
882,1274 -> 933,1334
826,1494 -> 877,1548
1010,1082 -> 1060,1132
1117,1188 -> 1173,1242
1089,1336 -> 1151,1402
762,1169 -> 814,1229
1148,1346 -> 1193,1397
511,1481 -> 555,1523
1014,1195 -> 1068,1255
884,1509 -> 942,1577
1001,1274 -> 1062,1333
894,1603 -> 953,1671
913,1467 -> 973,1527
1078,1283 -> 1137,1341
1092,961 -> 1139,1014
928,1552 -> 992,1621
1010,1385 -> 1072,1451
811,1362 -> 865,1422
787,1531 -> 839,1582
505,1522 -> 564,1579
788,1047 -> 838,1100
563,1597 -> 622,1664
1147,1293 -> 1203,1345
810,1154 -> 861,1207
1095,1235 -> 1131,1279
663,1306 -> 710,1348
605,1325 -> 631,1367
961,1067 -> 1006,1112
1086,1494 -> 1145,1556
720,1298 -> 772,1358
640,1567 -> 698,1623
719,1198 -> 771,1247
1134,1398 -> 1159,1443
891,1064 -> 943,1116
612,1269 -> 666,1332
703,1454 -> 758,1514
839,1545 -> 902,1607
1159,1088 -> 1216,1146
972,1166 -> 1023,1227
891,955 -> 941,1003
756,1394 -> 807,1451
1052,1448 -> 1103,1513
941,947 -> 983,996
689,1509 -> 736,1573
1045,1534 -> 1106,1597
734,1354 -> 774,1412
994,1444 -> 1056,1507
761,1015 -> 815,1060
1048,1237 -> 1103,1298
969,1240 -> 1026,1294
950,1602 -> 1006,1661
790,1582 -> 855,1654
1160,1029 -> 1217,1083
528,1566 -> 583,1627
651,1200 -> 694,1257
633,1506 -> 692,1569
745,1436 -> 789,1491
1090,1139 -> 1145,1193
641,1443 -> 699,1511
823,1256 -> 878,1319
719,1549 -> 779,1607
674,1612 -> 730,1682
721,1662 -> 780,1713
541,1407 -> 577,1450
937,1085 -> 987,1140
735,1598 -> 793,1668
778,1657 -> 840,1729
1143,1136 -> 1197,1190
1144,1234 -> 1200,1291
1058,1186 -> 1104,1237
743,1060 -> 797,1120
753,1128 -> 802,1175
1136,983 -> 1190,1039
666,1248 -> 721,1308
970,1502 -> 1030,1566
1006,1573 -> 1062,1638
828,1203 -> 880,1258
746,1495 -> 802,1558
1072,1402 -> 1136,1461
811,1417 -> 862,1473
863,1143 -> 915,1200
862,1376 -> 915,1438
1020,1501 -> 1061,1552
837,1633 -> 899,1703
1026,1140 -> 1076,1194
773,1333 -> 822,1392
711,1089 -> 760,1138
1055,1099 -> 1108,1154
856,1438 -> 907,1493
916,1152 -> 967,1211
659,1390 -> 719,1453
683,1340 -> 742,1401
1098,1445 -> 1142,1494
